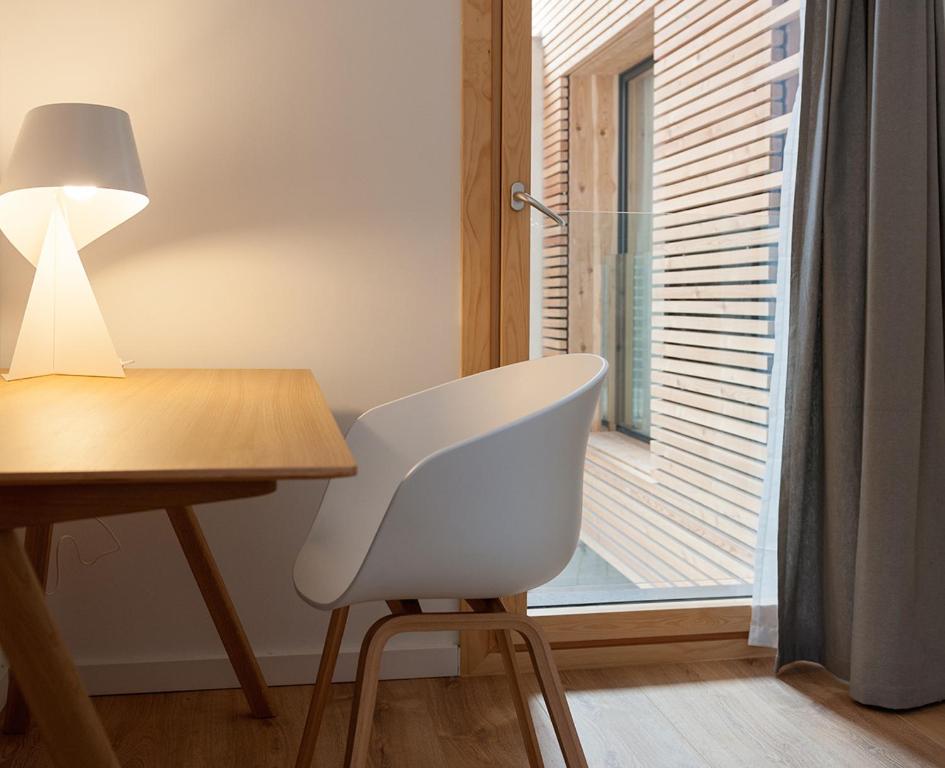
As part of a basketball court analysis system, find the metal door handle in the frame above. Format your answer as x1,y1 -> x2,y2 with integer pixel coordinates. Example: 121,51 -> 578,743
510,182 -> 566,227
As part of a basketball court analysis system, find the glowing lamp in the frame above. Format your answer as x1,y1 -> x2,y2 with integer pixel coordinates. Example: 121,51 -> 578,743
0,103 -> 148,380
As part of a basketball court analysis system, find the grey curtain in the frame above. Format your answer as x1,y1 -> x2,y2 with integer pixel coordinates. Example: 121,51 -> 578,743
778,0 -> 945,709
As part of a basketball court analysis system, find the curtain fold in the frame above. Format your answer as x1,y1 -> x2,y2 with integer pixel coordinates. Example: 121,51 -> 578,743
778,0 -> 945,709
749,94 -> 799,648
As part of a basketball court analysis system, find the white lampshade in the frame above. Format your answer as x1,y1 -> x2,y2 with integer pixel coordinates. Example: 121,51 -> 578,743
0,103 -> 148,381
0,103 -> 148,266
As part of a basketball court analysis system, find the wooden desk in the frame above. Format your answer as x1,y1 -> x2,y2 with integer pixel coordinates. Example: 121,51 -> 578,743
0,369 -> 356,768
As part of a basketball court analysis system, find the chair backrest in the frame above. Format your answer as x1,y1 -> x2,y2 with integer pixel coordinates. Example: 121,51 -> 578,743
293,353 -> 607,607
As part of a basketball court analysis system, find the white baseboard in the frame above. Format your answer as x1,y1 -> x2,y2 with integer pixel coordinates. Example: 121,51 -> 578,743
78,646 -> 459,697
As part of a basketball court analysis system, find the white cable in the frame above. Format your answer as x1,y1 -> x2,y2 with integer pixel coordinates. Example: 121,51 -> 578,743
46,519 -> 122,596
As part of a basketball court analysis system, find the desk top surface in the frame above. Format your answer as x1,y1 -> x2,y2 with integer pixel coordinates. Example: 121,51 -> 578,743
0,369 -> 357,485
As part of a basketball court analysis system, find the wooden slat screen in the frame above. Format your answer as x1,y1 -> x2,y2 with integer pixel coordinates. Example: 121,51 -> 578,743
650,0 -> 800,567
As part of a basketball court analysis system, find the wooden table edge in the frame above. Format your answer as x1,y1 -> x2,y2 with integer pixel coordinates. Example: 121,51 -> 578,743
0,465 -> 357,488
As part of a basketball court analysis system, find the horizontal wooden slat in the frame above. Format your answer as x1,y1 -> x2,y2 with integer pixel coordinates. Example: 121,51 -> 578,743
652,398 -> 768,442
653,299 -> 773,317
655,94 -> 776,159
652,382 -> 768,423
654,459 -> 761,515
652,328 -> 776,354
652,264 -> 774,286
655,0 -> 707,26
655,0 -> 727,48
656,228 -> 780,255
651,424 -> 766,478
583,485 -> 738,583
653,173 -> 782,214
654,211 -> 774,240
655,55 -> 799,131
655,158 -> 774,201
655,313 -> 774,335
588,443 -> 759,554
653,466 -> 759,527
653,246 -> 775,271
653,355 -> 771,389
651,434 -> 765,489
653,283 -> 778,299
655,140 -> 774,187
654,0 -> 758,60
654,114 -> 790,174
582,474 -> 740,582
584,449 -> 756,567
654,0 -> 754,60
655,0 -> 799,88
652,412 -> 768,461
651,369 -> 770,406
654,342 -> 770,370
653,194 -> 775,229
654,25 -> 772,102
655,49 -> 775,129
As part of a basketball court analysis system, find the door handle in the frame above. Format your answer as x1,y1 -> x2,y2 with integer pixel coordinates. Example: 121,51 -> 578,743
510,182 -> 566,228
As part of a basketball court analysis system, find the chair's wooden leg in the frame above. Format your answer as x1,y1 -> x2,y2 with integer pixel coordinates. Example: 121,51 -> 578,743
468,599 -> 543,767
2,523 -> 54,735
166,506 -> 274,718
386,599 -> 422,615
343,615 -> 394,768
496,628 -> 545,766
0,529 -> 120,768
295,606 -> 350,768
338,608 -> 585,768
515,620 -> 587,768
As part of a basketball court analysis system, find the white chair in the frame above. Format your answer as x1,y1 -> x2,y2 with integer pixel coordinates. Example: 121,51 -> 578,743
293,353 -> 607,768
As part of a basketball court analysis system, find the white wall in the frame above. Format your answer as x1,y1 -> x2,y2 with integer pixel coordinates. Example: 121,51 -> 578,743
0,0 -> 461,692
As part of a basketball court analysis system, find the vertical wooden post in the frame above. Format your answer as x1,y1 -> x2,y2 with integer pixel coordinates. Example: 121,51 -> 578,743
0,529 -> 120,768
498,0 -> 532,366
460,0 -> 533,677
2,524 -> 54,734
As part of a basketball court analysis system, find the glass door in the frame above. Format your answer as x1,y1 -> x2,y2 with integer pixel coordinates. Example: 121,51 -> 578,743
525,0 -> 800,611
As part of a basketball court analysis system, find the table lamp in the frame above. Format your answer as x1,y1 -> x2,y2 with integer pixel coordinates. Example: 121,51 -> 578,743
0,103 -> 148,381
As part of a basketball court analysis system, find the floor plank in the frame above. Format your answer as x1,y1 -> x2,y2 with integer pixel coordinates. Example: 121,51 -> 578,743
1,659 -> 943,767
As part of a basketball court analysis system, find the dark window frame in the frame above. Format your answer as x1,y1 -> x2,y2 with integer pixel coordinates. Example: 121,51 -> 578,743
615,57 -> 654,442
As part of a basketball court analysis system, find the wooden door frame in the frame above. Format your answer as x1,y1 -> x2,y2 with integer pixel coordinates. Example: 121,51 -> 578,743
461,0 -> 530,376
460,0 -> 531,676
459,0 -> 769,676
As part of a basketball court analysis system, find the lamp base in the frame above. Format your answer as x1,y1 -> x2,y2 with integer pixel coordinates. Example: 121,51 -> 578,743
4,204 -> 125,381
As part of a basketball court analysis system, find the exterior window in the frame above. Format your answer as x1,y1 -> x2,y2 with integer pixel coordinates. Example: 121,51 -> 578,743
615,61 -> 654,440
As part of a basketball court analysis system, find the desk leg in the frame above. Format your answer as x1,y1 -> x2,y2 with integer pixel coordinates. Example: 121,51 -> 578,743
166,506 -> 275,718
2,524 -> 54,735
0,529 -> 120,768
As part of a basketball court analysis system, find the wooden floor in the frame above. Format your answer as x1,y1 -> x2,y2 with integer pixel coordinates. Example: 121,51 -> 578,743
580,431 -> 755,599
2,658 -> 943,767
